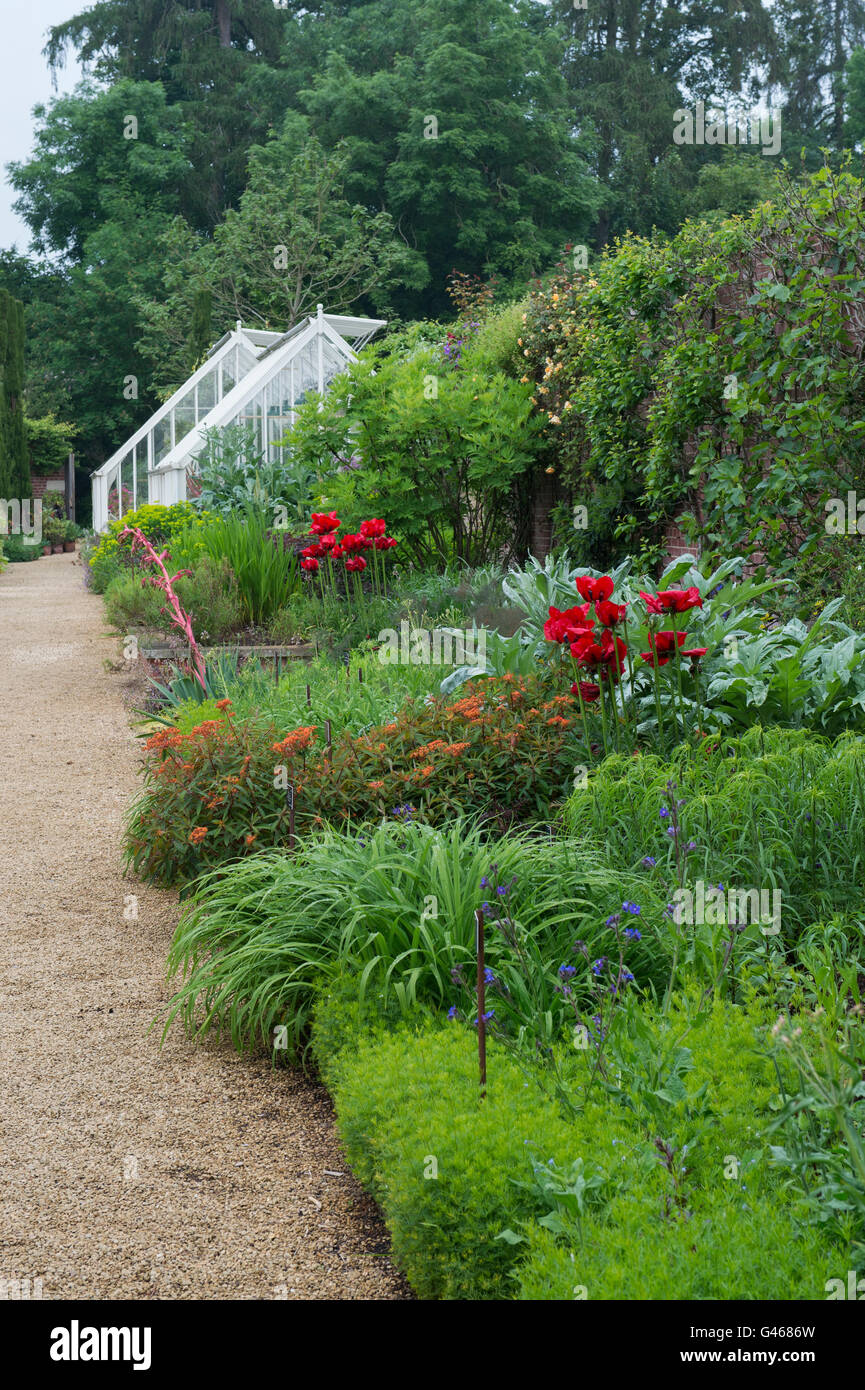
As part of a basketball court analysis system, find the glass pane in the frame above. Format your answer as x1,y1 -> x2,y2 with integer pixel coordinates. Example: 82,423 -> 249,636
221,358 -> 235,395
197,368 -> 217,413
106,461 -> 123,520
153,418 -> 171,465
120,453 -> 134,515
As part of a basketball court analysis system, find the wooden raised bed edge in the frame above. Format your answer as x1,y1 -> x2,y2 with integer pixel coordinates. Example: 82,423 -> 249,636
138,642 -> 316,661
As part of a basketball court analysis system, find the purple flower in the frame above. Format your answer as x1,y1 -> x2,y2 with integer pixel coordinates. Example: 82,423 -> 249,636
605,912 -> 621,928
622,901 -> 641,915
660,806 -> 670,819
591,957 -> 607,976
558,964 -> 577,978
623,927 -> 641,941
484,967 -> 495,985
642,856 -> 656,868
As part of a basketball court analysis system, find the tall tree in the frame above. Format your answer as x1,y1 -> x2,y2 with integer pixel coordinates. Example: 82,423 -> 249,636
295,0 -> 600,314
773,0 -> 865,152
0,291 -> 31,501
552,0 -> 775,246
45,1 -> 290,228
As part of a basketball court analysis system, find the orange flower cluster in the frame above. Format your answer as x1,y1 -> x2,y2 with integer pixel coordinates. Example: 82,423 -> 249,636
410,739 -> 448,759
144,728 -> 183,751
447,694 -> 485,721
271,726 -> 318,757
188,826 -> 208,844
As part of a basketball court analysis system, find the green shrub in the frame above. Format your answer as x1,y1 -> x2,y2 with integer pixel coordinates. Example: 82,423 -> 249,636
563,725 -> 865,948
2,533 -> 41,562
104,571 -> 165,631
198,507 -> 300,627
125,671 -> 587,884
175,556 -> 244,643
313,992 -> 844,1299
88,502 -> 205,593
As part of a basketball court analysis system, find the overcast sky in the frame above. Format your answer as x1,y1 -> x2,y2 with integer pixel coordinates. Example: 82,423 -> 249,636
1,3 -> 85,253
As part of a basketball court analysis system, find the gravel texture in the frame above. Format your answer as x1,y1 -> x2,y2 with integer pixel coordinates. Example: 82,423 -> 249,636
0,553 -> 409,1301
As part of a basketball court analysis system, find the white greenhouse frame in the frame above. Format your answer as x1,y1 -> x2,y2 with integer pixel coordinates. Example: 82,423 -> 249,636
91,305 -> 385,532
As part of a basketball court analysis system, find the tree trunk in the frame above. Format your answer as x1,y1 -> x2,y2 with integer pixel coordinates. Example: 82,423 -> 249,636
214,0 -> 232,48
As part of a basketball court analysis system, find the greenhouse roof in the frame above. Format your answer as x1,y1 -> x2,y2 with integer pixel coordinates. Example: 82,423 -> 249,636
91,306 -> 385,531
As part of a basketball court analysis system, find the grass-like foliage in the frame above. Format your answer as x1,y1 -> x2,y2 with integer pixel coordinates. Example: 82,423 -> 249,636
162,819 -> 669,1057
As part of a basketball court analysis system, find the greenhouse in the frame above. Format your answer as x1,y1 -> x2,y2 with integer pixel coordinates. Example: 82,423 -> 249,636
90,305 -> 385,532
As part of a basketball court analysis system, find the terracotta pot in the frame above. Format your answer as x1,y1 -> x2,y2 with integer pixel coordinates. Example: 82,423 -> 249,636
52,544 -> 63,554
42,546 -> 51,557
63,541 -> 76,552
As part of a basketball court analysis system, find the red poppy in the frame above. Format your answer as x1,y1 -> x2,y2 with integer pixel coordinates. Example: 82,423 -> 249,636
310,511 -> 340,534
340,533 -> 365,553
571,680 -> 600,703
681,647 -> 708,660
656,586 -> 703,613
360,518 -> 387,538
345,555 -> 367,572
301,543 -> 323,559
595,598 -> 627,628
639,590 -> 665,615
300,557 -> 319,573
575,575 -> 614,603
330,544 -> 344,559
318,533 -> 338,551
544,603 -> 593,643
640,631 -> 688,666
374,536 -> 398,550
571,629 -> 627,681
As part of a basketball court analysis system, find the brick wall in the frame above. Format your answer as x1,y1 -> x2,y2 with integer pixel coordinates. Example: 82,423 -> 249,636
32,476 -> 67,504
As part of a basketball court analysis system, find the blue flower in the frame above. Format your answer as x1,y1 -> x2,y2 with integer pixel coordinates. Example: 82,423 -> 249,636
496,884 -> 507,896
480,876 -> 488,888
484,967 -> 495,984
558,964 -> 577,978
481,901 -> 492,917
622,901 -> 641,915
447,1005 -> 458,1020
623,927 -> 642,941
605,912 -> 621,928
591,957 -> 607,976
660,806 -> 670,819
621,970 -> 635,983
642,855 -> 656,868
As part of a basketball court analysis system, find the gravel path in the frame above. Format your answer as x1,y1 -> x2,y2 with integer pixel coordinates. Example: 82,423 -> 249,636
0,553 -> 409,1301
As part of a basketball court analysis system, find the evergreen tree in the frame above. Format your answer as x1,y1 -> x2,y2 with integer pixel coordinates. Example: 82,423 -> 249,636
0,291 -> 31,501
773,0 -> 865,154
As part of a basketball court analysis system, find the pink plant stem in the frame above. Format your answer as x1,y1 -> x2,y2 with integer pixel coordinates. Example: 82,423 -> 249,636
119,526 -> 207,692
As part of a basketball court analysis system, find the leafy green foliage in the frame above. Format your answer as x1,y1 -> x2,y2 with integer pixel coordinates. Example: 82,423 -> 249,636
313,991 -> 843,1299
289,316 -> 543,566
522,167 -> 865,569
191,423 -> 320,526
198,508 -> 300,627
564,725 -> 865,950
